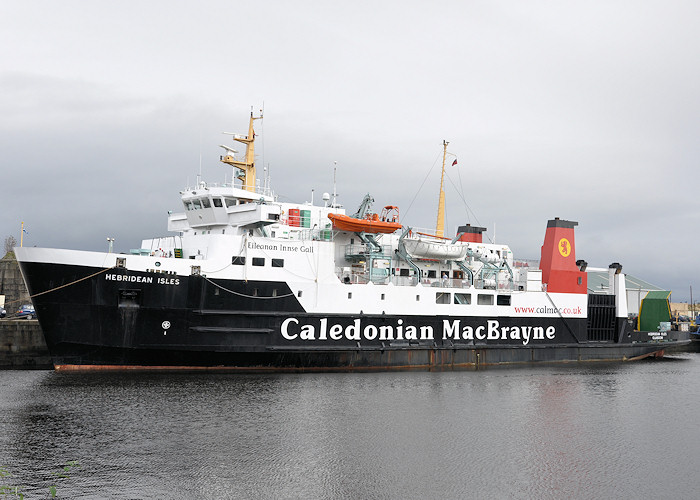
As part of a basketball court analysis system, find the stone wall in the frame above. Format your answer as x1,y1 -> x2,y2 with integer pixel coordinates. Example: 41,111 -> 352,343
0,252 -> 51,368
0,251 -> 31,312
0,320 -> 52,368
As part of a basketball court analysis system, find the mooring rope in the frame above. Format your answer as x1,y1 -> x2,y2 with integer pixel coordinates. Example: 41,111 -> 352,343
203,275 -> 295,300
4,266 -> 118,309
4,264 -> 294,314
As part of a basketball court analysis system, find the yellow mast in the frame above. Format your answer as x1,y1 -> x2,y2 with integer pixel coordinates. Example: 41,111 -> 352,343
220,111 -> 263,192
435,140 -> 448,238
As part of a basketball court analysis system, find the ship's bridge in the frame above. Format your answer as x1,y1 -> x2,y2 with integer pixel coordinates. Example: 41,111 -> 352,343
168,183 -> 279,231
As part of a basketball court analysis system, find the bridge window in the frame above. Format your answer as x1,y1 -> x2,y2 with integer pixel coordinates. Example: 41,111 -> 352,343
232,256 -> 246,265
201,198 -> 211,208
213,198 -> 223,208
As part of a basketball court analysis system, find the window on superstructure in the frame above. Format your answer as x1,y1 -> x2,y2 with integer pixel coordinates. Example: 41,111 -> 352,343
252,257 -> 265,266
201,198 -> 211,208
232,256 -> 246,265
427,270 -> 436,278
348,292 -> 352,299
436,293 -> 451,304
225,198 -> 237,207
213,198 -> 223,208
497,295 -> 511,306
193,199 -> 202,210
272,258 -> 284,268
454,293 -> 471,305
477,294 -> 494,305
400,269 -> 410,277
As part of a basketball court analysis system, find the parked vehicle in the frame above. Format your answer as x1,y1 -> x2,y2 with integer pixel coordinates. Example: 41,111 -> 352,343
16,304 -> 36,319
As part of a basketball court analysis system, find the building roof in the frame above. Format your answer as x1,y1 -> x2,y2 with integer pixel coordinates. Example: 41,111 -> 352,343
586,270 -> 667,294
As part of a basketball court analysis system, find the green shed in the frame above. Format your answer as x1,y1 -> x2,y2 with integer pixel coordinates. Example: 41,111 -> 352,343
637,290 -> 672,332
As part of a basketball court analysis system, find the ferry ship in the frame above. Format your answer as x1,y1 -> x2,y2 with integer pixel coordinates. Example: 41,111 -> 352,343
15,112 -> 689,371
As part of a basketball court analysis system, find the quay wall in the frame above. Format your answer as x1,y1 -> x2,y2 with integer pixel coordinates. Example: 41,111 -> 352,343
1,251 -> 30,309
0,320 -> 52,368
0,252 -> 51,369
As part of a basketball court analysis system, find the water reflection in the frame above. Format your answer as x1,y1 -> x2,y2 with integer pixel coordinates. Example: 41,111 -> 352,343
0,355 -> 698,499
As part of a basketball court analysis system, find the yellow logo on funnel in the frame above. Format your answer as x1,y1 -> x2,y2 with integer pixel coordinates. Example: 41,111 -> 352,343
558,238 -> 571,258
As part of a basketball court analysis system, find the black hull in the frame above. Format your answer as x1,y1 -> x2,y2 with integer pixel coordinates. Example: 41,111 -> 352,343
48,342 -> 676,373
20,261 -> 690,372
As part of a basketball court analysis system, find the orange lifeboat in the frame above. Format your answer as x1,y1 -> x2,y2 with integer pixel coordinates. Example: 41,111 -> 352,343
327,206 -> 401,234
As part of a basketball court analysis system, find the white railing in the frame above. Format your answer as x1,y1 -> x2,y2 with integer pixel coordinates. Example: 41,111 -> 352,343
335,270 -> 518,290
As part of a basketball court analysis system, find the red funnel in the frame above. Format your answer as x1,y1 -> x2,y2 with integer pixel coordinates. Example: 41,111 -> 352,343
539,218 -> 587,294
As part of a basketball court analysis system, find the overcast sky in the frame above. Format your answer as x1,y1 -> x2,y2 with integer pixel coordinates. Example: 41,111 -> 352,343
2,1 -> 699,301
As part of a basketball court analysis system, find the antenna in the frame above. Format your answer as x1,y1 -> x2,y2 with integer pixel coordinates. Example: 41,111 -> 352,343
332,161 -> 338,209
263,164 -> 269,195
198,131 -> 203,184
260,103 -> 265,190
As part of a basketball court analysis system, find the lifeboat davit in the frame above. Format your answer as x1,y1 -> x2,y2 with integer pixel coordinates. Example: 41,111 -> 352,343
328,206 -> 401,234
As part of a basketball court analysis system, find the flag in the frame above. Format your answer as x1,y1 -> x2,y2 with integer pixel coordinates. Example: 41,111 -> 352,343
451,159 -> 458,167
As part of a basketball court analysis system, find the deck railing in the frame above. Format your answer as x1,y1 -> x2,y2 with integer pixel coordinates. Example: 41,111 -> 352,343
337,270 -> 522,291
